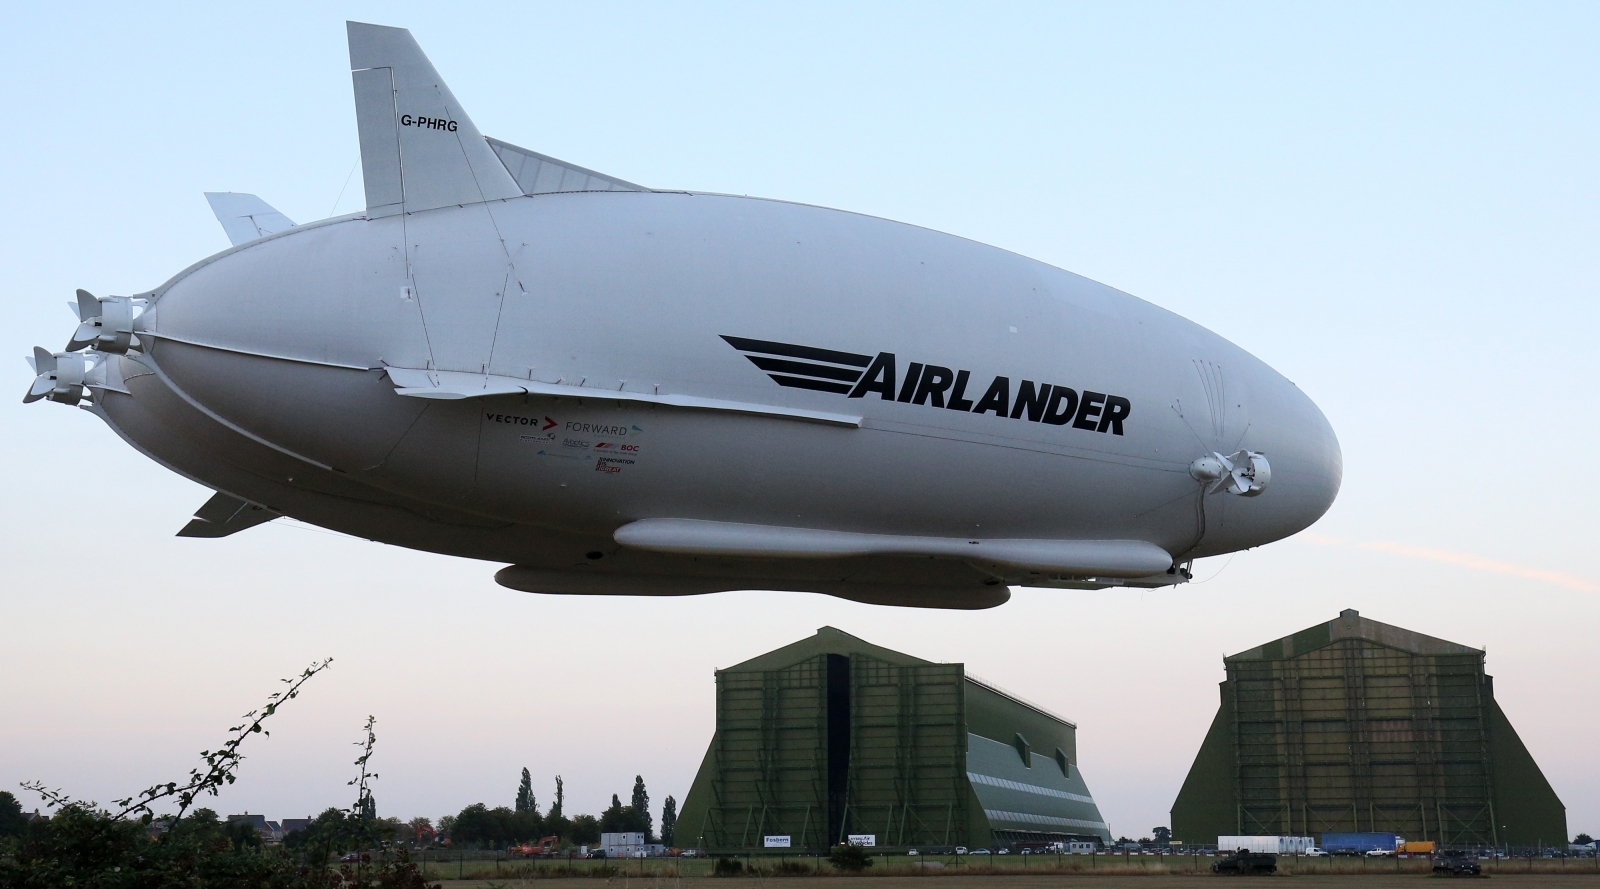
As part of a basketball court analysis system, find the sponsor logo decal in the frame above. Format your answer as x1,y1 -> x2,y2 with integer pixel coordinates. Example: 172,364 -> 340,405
721,335 -> 1131,435
486,412 -> 551,427
497,415 -> 647,470
565,421 -> 629,436
399,114 -> 459,132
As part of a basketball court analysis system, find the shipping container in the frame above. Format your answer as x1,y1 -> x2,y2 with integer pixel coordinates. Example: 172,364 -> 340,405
1218,836 -> 1314,854
1401,841 -> 1434,854
1321,832 -> 1399,854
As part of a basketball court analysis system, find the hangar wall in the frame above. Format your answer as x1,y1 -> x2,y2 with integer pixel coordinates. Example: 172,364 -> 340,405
676,627 -> 1110,851
1171,609 -> 1565,848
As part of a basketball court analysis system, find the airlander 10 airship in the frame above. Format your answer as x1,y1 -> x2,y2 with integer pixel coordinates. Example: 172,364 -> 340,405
24,22 -> 1341,609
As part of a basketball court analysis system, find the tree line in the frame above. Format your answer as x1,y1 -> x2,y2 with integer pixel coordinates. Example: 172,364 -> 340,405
416,770 -> 678,850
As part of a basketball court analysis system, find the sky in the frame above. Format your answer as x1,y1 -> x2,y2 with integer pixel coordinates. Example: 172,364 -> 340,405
2,1 -> 1596,841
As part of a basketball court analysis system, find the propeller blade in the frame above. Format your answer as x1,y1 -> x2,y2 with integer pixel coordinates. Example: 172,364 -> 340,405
32,346 -> 55,374
76,289 -> 101,321
67,321 -> 99,351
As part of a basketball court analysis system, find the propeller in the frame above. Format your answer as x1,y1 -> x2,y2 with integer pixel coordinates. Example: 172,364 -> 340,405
66,289 -> 137,353
1189,449 -> 1271,497
24,347 -> 89,405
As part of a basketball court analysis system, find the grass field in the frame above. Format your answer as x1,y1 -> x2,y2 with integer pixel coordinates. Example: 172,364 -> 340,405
422,875 -> 1600,889
407,853 -> 1600,884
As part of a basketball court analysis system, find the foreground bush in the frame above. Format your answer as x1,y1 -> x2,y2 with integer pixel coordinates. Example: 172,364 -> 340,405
828,844 -> 874,872
0,804 -> 436,888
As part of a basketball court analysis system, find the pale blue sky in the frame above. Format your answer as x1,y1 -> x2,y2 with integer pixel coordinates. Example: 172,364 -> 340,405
3,2 -> 1596,838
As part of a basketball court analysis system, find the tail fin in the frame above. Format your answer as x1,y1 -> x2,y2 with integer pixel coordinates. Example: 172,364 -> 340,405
347,21 -> 520,217
204,192 -> 296,246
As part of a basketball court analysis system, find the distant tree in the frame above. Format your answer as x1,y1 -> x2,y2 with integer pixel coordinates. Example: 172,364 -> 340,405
569,813 -> 601,845
283,806 -> 360,855
437,814 -> 457,841
631,776 -> 653,839
1577,833 -> 1594,845
660,795 -> 677,847
453,803 -> 523,849
511,806 -> 544,842
517,767 -> 537,813
1153,827 -> 1172,845
454,803 -> 495,848
0,791 -> 27,838
600,793 -> 649,835
600,795 -> 624,833
550,775 -> 564,819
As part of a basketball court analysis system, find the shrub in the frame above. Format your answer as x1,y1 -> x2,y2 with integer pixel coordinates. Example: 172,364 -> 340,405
828,844 -> 874,872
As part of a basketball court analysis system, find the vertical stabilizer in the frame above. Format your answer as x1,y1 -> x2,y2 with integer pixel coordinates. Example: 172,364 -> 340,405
347,21 -> 521,217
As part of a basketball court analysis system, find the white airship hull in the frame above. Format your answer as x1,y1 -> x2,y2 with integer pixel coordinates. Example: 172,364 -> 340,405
31,23 -> 1342,609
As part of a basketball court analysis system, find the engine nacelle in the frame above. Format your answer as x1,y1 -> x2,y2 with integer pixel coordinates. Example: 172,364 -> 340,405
67,289 -> 140,354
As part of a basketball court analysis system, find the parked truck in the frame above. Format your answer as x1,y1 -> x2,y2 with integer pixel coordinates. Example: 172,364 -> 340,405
1320,833 -> 1400,855
1218,836 -> 1315,855
1402,841 -> 1436,855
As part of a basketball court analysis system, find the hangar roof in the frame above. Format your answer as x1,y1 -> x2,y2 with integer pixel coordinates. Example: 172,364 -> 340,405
721,626 -> 1075,729
1227,608 -> 1482,663
722,626 -> 931,672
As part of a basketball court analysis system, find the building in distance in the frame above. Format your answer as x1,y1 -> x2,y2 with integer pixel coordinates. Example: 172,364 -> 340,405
676,627 -> 1111,852
1171,609 -> 1565,849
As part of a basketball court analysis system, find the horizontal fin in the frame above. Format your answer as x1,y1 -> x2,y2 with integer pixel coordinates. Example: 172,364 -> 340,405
347,21 -> 521,216
177,491 -> 279,538
486,137 -> 646,194
383,365 -> 860,427
204,193 -> 296,246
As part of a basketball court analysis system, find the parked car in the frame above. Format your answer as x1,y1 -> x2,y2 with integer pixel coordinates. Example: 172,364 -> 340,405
954,847 -> 968,855
971,848 -> 990,855
1303,847 -> 1327,857
1366,849 -> 1394,857
1211,851 -> 1277,875
338,852 -> 366,864
1433,851 -> 1482,876
907,850 -> 918,856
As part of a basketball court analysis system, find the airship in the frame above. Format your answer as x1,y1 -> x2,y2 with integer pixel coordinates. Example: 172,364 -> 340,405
24,22 -> 1341,609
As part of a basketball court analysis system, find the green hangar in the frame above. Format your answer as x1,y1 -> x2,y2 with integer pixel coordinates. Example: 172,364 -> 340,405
676,627 -> 1112,851
1172,609 -> 1565,848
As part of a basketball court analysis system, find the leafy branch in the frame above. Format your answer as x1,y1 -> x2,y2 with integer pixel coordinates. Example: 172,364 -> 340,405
349,714 -> 378,817
113,657 -> 333,823
16,781 -> 74,812
18,658 -> 334,823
